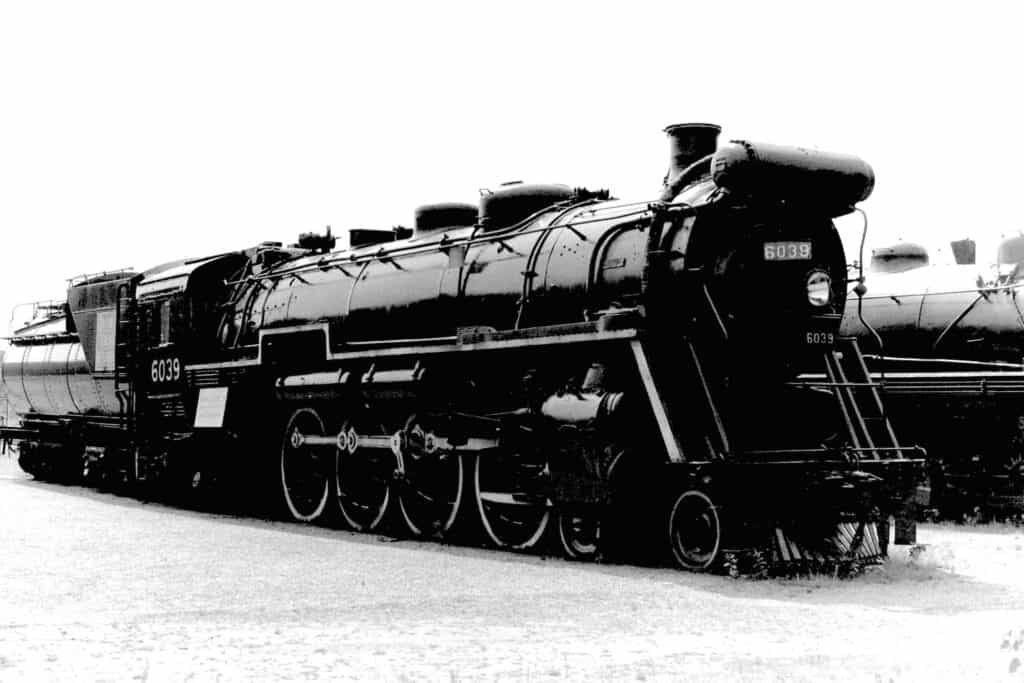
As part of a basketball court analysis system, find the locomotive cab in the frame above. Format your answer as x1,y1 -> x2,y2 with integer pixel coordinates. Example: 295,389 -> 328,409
130,252 -> 251,432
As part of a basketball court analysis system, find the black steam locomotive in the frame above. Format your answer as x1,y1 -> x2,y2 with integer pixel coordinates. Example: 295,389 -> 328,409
843,237 -> 1024,518
0,124 -> 924,571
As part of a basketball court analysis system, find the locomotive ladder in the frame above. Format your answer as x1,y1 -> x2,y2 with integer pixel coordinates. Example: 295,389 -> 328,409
823,337 -> 903,460
114,281 -> 139,435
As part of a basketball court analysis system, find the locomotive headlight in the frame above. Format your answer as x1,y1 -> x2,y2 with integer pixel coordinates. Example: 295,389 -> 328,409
806,270 -> 832,306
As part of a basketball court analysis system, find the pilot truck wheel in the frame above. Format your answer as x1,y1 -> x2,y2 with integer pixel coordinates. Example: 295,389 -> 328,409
667,489 -> 721,571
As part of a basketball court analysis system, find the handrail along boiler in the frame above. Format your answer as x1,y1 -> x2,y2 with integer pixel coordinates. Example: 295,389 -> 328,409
0,124 -> 924,571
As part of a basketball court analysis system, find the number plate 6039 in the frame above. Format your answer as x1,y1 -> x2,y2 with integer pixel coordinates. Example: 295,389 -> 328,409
764,241 -> 812,261
150,357 -> 182,384
805,332 -> 835,346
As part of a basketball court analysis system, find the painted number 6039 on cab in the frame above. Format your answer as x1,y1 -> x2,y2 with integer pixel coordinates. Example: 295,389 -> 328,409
150,357 -> 182,385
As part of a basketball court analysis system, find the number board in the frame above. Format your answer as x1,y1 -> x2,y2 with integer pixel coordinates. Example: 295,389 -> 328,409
805,331 -> 835,346
764,241 -> 812,261
147,353 -> 184,389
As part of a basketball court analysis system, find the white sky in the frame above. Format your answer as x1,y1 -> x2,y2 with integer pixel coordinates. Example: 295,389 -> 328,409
1,1 -> 1021,333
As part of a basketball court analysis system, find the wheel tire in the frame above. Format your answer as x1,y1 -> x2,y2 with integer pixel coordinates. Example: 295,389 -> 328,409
474,453 -> 551,550
279,407 -> 331,523
335,416 -> 395,532
397,414 -> 465,538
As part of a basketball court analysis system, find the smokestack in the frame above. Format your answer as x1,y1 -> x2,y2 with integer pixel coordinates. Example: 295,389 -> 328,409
660,123 -> 721,201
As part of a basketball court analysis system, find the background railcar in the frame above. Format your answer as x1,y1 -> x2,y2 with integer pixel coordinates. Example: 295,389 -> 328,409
843,237 -> 1024,519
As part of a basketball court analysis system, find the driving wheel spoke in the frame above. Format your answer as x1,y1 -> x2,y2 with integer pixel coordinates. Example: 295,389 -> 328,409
335,414 -> 396,532
474,448 -> 552,550
279,407 -> 331,523
397,414 -> 465,538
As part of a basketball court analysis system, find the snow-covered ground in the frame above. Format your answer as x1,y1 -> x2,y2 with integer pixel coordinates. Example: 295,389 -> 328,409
2,453 -> 1024,682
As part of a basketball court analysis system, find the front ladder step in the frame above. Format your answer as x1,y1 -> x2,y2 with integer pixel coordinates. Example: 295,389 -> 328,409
824,338 -> 905,459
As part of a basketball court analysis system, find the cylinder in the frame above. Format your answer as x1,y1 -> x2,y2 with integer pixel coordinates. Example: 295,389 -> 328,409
540,391 -> 623,424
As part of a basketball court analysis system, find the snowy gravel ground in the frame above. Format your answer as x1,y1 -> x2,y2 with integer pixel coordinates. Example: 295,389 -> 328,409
2,453 -> 1024,682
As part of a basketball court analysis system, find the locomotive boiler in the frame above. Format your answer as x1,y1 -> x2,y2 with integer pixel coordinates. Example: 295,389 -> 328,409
1,124 -> 924,572
842,237 -> 1024,518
